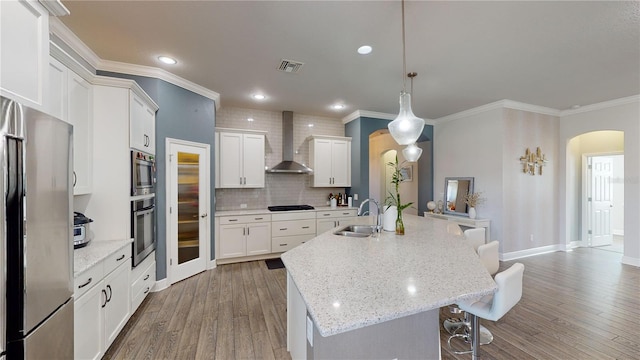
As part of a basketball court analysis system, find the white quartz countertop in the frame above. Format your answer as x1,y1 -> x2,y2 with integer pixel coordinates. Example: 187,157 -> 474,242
215,206 -> 357,217
281,214 -> 497,337
74,239 -> 132,277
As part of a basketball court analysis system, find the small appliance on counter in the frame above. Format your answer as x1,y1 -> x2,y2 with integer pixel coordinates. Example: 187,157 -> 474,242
74,212 -> 94,248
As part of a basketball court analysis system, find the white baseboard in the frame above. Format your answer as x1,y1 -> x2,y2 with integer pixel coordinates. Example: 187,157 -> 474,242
622,256 -> 640,267
153,277 -> 170,292
500,244 -> 565,261
613,230 -> 624,236
208,259 -> 217,270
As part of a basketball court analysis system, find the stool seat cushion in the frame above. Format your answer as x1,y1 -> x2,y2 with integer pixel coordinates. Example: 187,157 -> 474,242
458,263 -> 524,322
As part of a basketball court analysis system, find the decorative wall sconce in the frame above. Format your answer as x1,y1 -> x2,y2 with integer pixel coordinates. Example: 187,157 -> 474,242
519,147 -> 548,175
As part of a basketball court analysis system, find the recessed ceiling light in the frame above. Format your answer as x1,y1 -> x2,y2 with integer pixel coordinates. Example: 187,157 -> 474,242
331,104 -> 345,110
252,94 -> 266,100
158,56 -> 177,65
308,124 -> 314,128
357,45 -> 372,55
247,118 -> 254,122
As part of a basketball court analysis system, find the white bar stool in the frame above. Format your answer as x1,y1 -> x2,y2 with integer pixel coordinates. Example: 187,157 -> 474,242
448,263 -> 525,360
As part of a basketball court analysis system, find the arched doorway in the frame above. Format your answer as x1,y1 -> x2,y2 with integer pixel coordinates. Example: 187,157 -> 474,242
566,130 -> 624,253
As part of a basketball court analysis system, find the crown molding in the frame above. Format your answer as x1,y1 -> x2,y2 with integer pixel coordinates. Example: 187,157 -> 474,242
502,100 -> 560,117
341,110 -> 436,128
49,18 -> 101,69
92,75 -> 159,111
436,99 -> 562,123
39,0 -> 70,17
49,18 -> 220,109
50,42 -> 94,83
559,95 -> 640,116
98,60 -> 220,109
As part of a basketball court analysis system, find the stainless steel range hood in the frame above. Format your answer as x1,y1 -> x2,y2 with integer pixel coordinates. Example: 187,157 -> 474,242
267,111 -> 313,174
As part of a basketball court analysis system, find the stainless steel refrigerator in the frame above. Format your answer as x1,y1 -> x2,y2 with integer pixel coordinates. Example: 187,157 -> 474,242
1,96 -> 74,359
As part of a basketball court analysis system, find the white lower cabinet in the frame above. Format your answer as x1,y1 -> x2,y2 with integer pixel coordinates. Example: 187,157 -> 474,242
271,212 -> 317,253
316,209 -> 358,235
131,252 -> 156,313
74,247 -> 131,359
218,215 -> 272,259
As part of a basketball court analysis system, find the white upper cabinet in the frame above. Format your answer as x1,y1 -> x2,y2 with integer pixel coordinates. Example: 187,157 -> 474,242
130,92 -> 156,154
0,0 -> 50,111
47,55 -> 93,195
218,129 -> 266,188
309,136 -> 351,187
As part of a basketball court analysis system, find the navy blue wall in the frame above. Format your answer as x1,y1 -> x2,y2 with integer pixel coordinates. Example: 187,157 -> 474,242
98,71 -> 216,280
346,116 -> 433,214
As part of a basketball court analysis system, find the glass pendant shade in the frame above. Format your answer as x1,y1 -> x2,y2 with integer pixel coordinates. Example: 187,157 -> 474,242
402,143 -> 423,162
388,91 -> 425,145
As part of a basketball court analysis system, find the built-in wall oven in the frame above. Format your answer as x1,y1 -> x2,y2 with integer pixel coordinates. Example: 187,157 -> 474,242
131,150 -> 156,196
132,197 -> 155,266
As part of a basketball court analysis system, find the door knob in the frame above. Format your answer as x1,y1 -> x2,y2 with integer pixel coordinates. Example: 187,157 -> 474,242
201,213 -> 208,218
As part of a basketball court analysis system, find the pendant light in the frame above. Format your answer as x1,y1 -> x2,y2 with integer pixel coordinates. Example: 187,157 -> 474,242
402,73 -> 423,162
388,0 -> 425,147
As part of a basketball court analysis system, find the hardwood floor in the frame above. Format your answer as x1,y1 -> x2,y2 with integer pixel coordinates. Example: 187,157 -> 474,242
105,248 -> 639,360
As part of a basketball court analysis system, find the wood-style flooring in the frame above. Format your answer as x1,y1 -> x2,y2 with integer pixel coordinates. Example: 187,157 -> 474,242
105,247 -> 639,360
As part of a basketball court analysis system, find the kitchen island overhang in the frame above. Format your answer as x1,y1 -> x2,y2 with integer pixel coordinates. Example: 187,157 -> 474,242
282,214 -> 497,359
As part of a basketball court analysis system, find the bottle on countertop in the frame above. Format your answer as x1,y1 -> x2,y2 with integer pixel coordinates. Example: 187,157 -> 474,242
338,193 -> 342,205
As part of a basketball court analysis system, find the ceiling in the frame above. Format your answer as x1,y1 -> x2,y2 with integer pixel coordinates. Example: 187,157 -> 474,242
59,1 -> 640,120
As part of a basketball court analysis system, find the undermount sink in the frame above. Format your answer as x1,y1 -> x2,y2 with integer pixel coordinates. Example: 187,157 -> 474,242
333,225 -> 376,237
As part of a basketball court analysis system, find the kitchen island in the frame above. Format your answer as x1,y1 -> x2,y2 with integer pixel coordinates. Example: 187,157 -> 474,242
281,214 -> 497,359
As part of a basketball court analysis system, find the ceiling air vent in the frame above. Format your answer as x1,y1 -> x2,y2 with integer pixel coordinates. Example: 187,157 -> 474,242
277,59 -> 304,74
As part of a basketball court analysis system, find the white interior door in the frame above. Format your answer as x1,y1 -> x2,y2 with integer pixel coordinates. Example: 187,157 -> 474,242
168,140 -> 210,284
590,156 -> 613,247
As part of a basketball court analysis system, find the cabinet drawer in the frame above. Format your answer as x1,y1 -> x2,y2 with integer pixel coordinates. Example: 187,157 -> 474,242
271,212 -> 316,221
219,214 -> 271,225
272,219 -> 316,237
316,209 -> 357,219
104,246 -> 131,276
271,234 -> 315,252
131,260 -> 155,300
74,263 -> 104,299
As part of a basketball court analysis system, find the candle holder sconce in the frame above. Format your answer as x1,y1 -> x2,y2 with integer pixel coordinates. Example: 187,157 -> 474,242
519,147 -> 548,175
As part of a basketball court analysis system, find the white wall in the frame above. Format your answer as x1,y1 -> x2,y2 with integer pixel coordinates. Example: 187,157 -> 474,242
434,108 -> 504,242
502,109 -> 559,253
559,98 -> 640,266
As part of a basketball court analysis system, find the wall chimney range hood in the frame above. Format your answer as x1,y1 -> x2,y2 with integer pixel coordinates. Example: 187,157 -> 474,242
266,111 -> 313,174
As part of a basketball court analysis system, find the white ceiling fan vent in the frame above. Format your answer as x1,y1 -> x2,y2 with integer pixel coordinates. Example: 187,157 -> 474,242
278,59 -> 304,74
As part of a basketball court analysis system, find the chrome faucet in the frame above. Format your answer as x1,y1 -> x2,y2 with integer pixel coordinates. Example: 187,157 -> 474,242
358,198 -> 382,233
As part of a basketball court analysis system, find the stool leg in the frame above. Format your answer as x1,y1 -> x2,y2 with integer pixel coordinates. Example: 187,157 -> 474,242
471,314 -> 480,360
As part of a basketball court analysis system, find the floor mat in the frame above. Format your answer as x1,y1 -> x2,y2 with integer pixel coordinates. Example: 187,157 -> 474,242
265,258 -> 285,270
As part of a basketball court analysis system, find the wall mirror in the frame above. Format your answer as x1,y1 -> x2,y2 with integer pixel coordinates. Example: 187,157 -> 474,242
444,177 -> 474,217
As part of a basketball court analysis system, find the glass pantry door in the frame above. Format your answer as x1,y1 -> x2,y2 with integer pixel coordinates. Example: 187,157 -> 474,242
168,140 -> 210,284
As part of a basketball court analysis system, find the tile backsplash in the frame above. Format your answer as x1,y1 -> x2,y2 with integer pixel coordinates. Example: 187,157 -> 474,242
215,107 -> 347,210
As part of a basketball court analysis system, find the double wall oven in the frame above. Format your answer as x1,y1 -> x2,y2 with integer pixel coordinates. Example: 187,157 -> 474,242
131,150 -> 156,266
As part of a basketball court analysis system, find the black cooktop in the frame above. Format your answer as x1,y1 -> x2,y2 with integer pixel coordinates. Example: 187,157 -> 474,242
268,205 -> 315,212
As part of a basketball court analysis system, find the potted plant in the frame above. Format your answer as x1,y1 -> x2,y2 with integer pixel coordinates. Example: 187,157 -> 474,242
385,155 -> 413,235
463,191 -> 484,219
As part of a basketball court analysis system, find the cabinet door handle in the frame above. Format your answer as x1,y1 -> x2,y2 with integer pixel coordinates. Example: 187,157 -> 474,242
280,243 -> 288,246
144,274 -> 150,281
280,228 -> 287,231
240,177 -> 243,185
342,212 -> 350,215
334,221 -> 338,227
73,171 -> 77,187
116,254 -> 125,261
106,285 -> 112,302
228,219 -> 238,222
323,214 -> 331,216
144,287 -> 150,294
255,217 -> 263,220
243,227 -> 246,236
101,289 -> 107,308
201,213 -> 208,218
78,277 -> 92,289
302,226 -> 310,229
247,227 -> 250,235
